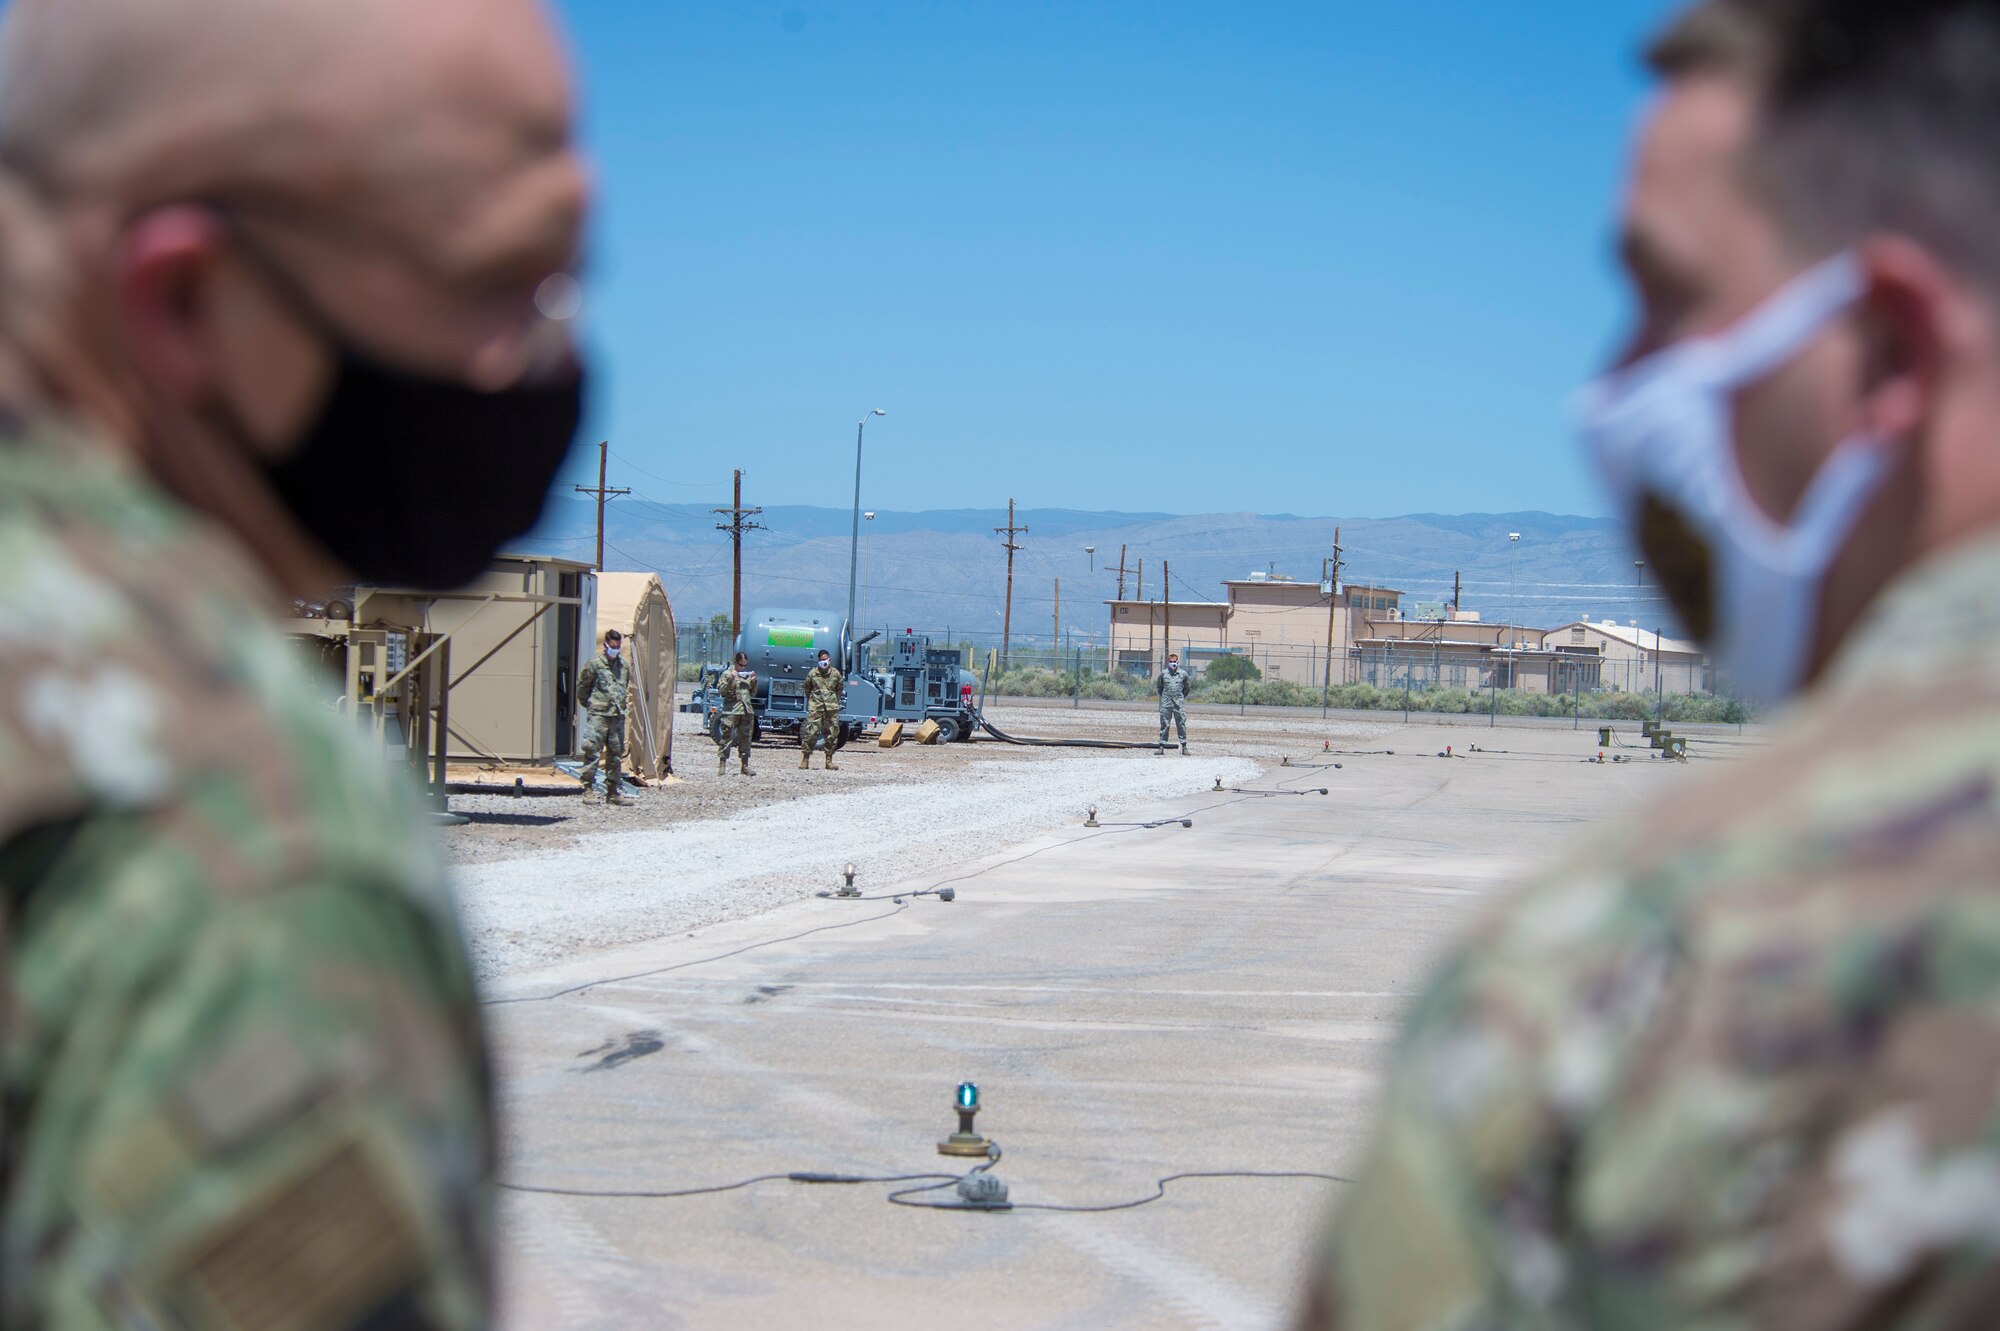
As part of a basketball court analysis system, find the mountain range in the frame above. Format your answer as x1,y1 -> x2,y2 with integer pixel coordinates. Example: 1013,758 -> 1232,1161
521,498 -> 1680,645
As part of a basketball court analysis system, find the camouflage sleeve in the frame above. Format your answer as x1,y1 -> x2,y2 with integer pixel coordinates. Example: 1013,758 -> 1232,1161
1301,867 -> 1674,1331
1300,951 -> 1541,1331
576,658 -> 601,710
7,829 -> 491,1330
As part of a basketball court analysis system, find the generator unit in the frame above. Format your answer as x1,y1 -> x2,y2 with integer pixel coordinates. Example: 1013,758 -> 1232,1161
852,631 -> 980,742
689,619 -> 979,745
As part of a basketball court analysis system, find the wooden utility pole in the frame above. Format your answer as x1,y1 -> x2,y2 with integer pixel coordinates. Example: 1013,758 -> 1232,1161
711,469 -> 765,640
1162,559 -> 1173,666
1109,544 -> 1128,672
1053,577 -> 1061,653
572,440 -> 629,572
995,498 -> 1028,668
1323,559 -> 1337,696
1328,523 -> 1344,679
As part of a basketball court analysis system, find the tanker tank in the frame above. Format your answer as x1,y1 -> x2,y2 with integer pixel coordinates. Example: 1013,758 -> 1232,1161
732,607 -> 850,736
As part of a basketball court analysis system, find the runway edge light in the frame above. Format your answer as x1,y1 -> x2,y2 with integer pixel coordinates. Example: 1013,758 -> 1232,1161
939,1081 -> 993,1157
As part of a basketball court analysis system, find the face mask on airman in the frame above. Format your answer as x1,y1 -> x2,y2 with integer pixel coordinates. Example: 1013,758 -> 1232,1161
1576,252 -> 1892,703
212,220 -> 586,592
606,644 -> 620,659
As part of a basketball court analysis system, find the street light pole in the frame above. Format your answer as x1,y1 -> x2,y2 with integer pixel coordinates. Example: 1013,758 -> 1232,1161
1507,531 -> 1521,698
861,511 -> 877,633
846,409 -> 886,662
1083,546 -> 1097,666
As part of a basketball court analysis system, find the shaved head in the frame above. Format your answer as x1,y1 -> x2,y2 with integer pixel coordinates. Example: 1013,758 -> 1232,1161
0,0 -> 589,597
0,0 -> 578,271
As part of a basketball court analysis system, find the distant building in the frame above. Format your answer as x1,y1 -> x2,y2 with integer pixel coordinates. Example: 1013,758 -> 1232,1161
1546,618 -> 1707,695
1107,574 -> 1405,685
1104,569 -> 1713,695
329,552 -> 600,764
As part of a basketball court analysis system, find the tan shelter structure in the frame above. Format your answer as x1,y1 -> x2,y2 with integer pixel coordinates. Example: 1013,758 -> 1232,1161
595,571 -> 678,779
342,553 -> 597,765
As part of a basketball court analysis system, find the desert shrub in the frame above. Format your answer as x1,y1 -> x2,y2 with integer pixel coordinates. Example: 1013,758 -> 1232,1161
1202,655 -> 1263,684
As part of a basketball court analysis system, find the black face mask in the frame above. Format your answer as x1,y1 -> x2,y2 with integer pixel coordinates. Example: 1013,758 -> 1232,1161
220,235 -> 587,590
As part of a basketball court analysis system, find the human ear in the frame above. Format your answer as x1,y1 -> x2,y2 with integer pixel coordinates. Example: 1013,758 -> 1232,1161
107,206 -> 234,407
1853,235 -> 1951,445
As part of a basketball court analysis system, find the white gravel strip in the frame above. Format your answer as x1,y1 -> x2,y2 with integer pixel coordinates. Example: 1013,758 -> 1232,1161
454,751 -> 1261,980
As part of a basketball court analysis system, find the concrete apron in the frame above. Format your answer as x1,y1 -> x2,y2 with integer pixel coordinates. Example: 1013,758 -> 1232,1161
483,727 -> 1684,1331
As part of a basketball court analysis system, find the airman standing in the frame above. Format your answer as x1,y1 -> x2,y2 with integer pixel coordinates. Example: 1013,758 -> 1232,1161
0,0 -> 589,1319
1156,652 -> 1191,754
800,647 -> 845,770
575,628 -> 630,804
715,650 -> 756,776
1300,3 -> 2000,1325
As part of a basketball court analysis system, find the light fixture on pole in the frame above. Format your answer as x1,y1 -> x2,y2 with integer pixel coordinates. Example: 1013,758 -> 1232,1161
1508,532 -> 1522,657
846,410 -> 887,661
861,511 -> 877,630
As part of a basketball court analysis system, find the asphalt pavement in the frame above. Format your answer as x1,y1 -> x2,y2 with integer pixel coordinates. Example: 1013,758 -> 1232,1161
481,722 -> 1703,1330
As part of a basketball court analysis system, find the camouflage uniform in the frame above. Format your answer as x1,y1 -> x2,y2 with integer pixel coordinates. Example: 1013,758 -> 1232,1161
574,649 -> 630,800
800,662 -> 845,767
1156,663 -> 1191,748
0,421 -> 490,1328
714,668 -> 755,774
1306,536 -> 2000,1331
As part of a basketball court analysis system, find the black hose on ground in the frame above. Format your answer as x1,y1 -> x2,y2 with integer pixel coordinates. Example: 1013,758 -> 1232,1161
976,715 -> 1168,751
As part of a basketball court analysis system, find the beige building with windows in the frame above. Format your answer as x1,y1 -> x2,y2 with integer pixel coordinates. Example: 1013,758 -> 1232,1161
1107,574 -> 1408,685
322,552 -> 601,764
1545,618 -> 1707,695
1104,570 -> 1713,696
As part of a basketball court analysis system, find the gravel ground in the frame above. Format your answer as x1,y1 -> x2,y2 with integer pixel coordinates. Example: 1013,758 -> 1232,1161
445,700 -> 1396,980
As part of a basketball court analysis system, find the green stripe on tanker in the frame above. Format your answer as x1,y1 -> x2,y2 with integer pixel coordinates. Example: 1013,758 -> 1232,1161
766,626 -> 815,648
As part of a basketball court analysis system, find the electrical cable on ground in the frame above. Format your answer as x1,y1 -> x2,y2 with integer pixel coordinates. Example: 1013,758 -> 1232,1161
509,1145 -> 1348,1215
482,904 -> 911,1007
501,1170 -> 959,1200
492,775 -> 1317,1005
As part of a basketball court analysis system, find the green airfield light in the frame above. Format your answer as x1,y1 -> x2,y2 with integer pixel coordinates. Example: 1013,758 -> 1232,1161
939,1081 -> 992,1158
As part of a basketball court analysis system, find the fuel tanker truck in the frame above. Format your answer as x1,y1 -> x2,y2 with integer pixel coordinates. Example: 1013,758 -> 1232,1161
692,608 -> 980,745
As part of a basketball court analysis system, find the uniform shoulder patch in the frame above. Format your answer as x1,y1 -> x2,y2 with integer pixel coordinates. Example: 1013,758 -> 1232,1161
168,1140 -> 425,1331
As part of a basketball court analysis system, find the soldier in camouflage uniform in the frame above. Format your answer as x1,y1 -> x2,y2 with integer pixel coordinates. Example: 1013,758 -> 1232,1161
1300,4 -> 2000,1327
0,0 -> 588,1325
799,647 -> 846,770
715,651 -> 757,776
575,628 -> 631,804
1156,652 -> 1191,754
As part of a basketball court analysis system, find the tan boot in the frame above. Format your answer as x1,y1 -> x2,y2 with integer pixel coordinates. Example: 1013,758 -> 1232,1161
823,753 -> 840,771
800,751 -> 812,769
605,786 -> 627,806
740,758 -> 755,777
717,749 -> 729,775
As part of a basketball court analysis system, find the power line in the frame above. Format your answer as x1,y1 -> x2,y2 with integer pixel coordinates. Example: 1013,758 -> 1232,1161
608,448 -> 732,492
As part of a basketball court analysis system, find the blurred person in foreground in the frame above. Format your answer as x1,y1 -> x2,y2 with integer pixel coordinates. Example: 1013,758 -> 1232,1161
0,0 -> 588,1325
1301,1 -> 2000,1326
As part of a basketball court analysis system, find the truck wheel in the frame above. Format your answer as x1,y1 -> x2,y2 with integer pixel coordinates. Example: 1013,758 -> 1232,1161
707,713 -> 724,745
931,716 -> 962,744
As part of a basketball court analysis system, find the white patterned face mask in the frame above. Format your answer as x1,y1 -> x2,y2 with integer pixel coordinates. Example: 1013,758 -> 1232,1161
1576,251 -> 1892,703
606,645 -> 620,659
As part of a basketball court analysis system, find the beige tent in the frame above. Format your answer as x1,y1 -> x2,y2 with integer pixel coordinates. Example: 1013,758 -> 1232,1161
594,572 -> 678,779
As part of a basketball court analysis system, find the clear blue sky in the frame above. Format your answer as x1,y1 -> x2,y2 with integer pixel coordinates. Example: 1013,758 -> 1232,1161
551,1 -> 1680,519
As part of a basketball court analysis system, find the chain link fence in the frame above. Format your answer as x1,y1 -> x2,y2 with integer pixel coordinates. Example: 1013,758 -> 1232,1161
674,622 -> 1752,724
